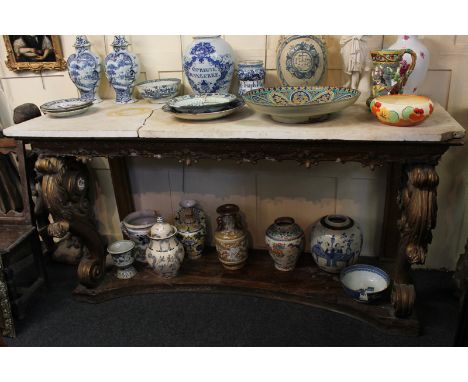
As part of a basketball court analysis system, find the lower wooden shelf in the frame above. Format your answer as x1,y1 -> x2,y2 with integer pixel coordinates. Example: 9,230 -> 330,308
74,249 -> 419,336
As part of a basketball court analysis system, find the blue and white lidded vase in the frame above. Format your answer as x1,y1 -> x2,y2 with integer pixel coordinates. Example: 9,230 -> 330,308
310,214 -> 362,273
67,35 -> 102,103
183,35 -> 234,94
265,217 -> 304,271
237,60 -> 265,96
105,35 -> 139,104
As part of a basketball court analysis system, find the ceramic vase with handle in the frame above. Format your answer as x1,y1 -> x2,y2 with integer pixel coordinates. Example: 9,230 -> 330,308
146,217 -> 185,278
367,49 -> 417,106
105,35 -> 139,104
310,214 -> 362,274
265,217 -> 304,271
67,35 -> 102,103
174,199 -> 207,260
388,35 -> 430,95
214,204 -> 248,270
183,35 -> 234,94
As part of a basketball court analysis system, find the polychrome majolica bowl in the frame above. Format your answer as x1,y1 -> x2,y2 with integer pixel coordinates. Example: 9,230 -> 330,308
340,264 -> 390,303
243,86 -> 360,123
370,94 -> 434,127
136,79 -> 180,103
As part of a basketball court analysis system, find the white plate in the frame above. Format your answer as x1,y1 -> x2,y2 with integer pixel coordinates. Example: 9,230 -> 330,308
162,103 -> 244,121
167,93 -> 237,113
40,98 -> 92,112
44,107 -> 91,118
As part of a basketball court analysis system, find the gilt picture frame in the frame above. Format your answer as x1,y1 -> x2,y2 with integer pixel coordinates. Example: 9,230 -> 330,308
3,35 -> 67,72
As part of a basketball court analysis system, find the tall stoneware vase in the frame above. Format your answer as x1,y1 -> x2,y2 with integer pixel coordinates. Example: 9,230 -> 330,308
388,35 -> 430,94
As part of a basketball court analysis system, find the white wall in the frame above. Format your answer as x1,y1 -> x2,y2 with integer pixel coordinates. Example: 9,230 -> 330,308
1,35 -> 466,269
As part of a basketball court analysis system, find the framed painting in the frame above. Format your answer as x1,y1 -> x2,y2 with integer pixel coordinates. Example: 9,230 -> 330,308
3,35 -> 67,72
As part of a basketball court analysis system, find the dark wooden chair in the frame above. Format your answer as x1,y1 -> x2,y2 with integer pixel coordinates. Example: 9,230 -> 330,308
0,104 -> 46,337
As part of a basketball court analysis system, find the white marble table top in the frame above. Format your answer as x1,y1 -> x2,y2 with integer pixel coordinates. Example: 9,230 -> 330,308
3,99 -> 465,143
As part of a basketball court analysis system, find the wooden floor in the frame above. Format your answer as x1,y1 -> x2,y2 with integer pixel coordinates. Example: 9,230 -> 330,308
74,249 -> 419,336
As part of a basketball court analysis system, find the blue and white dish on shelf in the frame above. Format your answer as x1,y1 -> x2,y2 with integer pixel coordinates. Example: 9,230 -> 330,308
105,35 -> 139,104
238,60 -> 265,96
340,264 -> 390,303
166,93 -> 238,113
67,35 -> 102,104
162,100 -> 244,121
183,35 -> 234,94
243,86 -> 360,123
40,98 -> 93,118
276,35 -> 328,87
136,79 -> 180,103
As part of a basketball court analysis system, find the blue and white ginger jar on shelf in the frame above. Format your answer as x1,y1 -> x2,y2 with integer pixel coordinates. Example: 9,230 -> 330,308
183,35 -> 234,94
105,35 -> 139,104
67,35 -> 102,103
310,214 -> 362,273
238,60 -> 265,96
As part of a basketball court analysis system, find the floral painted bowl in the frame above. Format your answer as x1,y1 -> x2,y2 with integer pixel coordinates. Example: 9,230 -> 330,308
340,264 -> 390,303
370,95 -> 434,127
243,86 -> 360,123
136,79 -> 181,103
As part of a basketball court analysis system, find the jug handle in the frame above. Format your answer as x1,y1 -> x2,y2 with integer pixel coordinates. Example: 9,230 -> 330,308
400,49 -> 417,88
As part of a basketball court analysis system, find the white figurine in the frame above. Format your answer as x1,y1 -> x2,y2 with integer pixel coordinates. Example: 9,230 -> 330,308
340,35 -> 371,90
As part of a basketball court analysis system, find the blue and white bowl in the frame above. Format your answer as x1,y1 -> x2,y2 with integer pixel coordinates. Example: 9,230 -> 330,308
136,79 -> 181,103
340,264 -> 390,303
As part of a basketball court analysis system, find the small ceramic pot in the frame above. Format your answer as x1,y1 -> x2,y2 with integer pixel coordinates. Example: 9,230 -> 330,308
310,214 -> 362,274
175,199 -> 206,260
238,60 -> 265,96
107,240 -> 137,279
121,210 -> 159,263
265,217 -> 304,271
370,94 -> 434,127
214,204 -> 248,270
340,264 -> 390,303
146,217 -> 185,278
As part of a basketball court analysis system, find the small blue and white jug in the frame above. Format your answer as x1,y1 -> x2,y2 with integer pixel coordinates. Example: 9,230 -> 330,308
238,60 -> 265,96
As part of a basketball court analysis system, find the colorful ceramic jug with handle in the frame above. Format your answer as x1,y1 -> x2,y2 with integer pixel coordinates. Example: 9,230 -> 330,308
367,49 -> 417,106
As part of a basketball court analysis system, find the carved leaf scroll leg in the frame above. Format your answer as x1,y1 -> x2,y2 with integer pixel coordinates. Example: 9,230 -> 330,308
392,164 -> 439,318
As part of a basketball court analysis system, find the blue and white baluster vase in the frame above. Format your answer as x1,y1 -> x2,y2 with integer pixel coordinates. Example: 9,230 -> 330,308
183,35 -> 234,94
67,35 -> 102,103
238,60 -> 265,96
105,35 -> 139,104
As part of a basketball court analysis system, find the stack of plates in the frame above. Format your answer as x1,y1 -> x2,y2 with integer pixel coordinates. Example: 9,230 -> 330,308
162,93 -> 244,121
40,98 -> 93,118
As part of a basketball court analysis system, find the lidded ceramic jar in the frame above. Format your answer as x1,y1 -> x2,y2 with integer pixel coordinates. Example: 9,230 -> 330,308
146,217 -> 185,278
310,214 -> 362,274
104,35 -> 139,104
174,199 -> 207,260
238,60 -> 265,96
183,35 -> 234,94
121,209 -> 159,263
214,204 -> 248,270
265,217 -> 305,271
107,240 -> 137,279
67,35 -> 102,103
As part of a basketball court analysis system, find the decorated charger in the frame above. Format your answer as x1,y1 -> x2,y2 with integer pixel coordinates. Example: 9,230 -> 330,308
166,93 -> 238,114
370,94 -> 434,127
340,264 -> 390,303
136,79 -> 180,103
40,98 -> 93,118
243,86 -> 359,123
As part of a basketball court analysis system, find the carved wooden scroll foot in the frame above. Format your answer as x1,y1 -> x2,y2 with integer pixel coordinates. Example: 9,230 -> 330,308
35,156 -> 106,288
392,163 -> 439,317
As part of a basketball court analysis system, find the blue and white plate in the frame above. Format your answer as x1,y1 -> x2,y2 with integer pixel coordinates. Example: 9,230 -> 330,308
40,98 -> 93,113
166,93 -> 238,114
340,264 -> 390,303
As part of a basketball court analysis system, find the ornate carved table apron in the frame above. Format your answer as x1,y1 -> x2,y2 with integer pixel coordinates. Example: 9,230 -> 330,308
3,100 -> 465,335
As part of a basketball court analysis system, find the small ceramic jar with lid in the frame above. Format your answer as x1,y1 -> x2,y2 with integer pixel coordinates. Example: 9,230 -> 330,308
146,217 -> 185,278
265,217 -> 305,271
238,60 -> 265,96
174,199 -> 207,260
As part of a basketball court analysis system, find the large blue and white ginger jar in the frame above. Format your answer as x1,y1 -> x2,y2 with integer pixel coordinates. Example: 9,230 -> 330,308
183,35 -> 234,94
238,60 -> 265,96
67,35 -> 102,103
105,35 -> 139,104
310,214 -> 362,273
